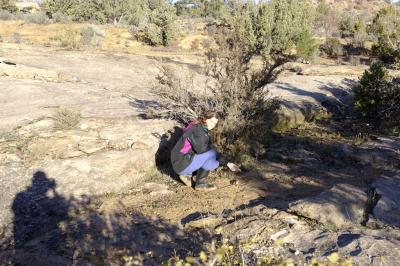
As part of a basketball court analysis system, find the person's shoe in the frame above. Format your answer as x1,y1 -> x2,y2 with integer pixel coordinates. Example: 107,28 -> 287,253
179,175 -> 192,187
195,182 -> 217,191
194,168 -> 216,191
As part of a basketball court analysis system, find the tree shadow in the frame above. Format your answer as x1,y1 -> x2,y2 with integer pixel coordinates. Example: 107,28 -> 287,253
275,78 -> 378,139
215,128 -> 399,228
3,170 -> 214,265
127,97 -> 161,120
64,197 -> 213,265
275,78 -> 354,120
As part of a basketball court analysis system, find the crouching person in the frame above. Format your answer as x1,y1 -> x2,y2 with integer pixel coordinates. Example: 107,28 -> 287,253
170,112 -> 227,191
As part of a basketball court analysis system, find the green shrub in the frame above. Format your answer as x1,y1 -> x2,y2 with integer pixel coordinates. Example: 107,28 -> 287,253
260,0 -> 315,56
339,12 -> 369,47
44,0 -> 177,46
372,41 -> 399,64
352,20 -> 368,47
144,23 -> 162,45
175,0 -> 227,19
44,0 -> 106,23
296,29 -> 318,62
52,11 -> 72,23
353,62 -> 400,131
80,26 -> 95,46
370,6 -> 400,65
340,11 -> 357,38
0,0 -> 17,14
60,30 -> 80,49
322,37 -> 345,58
17,12 -> 50,24
146,3 -> 177,46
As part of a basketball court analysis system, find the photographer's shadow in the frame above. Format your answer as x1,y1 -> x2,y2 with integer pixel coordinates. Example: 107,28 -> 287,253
12,171 -> 69,262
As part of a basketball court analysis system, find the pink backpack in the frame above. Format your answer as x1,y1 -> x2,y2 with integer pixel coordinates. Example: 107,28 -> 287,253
180,122 -> 195,154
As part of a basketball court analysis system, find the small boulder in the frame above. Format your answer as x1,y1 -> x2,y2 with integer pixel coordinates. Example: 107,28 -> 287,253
131,141 -> 150,150
184,215 -> 221,228
289,184 -> 368,229
271,230 -> 289,241
143,182 -> 172,196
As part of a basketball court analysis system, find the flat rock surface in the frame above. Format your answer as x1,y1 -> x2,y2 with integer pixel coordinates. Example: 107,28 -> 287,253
267,75 -> 354,128
0,79 -> 138,135
0,61 -> 61,81
0,117 -> 174,237
220,207 -> 400,266
2,44 -> 358,132
355,137 -> 400,170
289,184 -> 368,229
1,44 -> 159,95
372,177 -> 400,227
279,227 -> 400,265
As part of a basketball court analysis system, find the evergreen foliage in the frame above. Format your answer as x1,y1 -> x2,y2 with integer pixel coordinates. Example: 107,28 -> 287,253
43,0 -> 177,46
340,12 -> 368,47
370,6 -> 400,66
175,0 -> 227,18
354,62 -> 400,131
322,37 -> 345,58
150,0 -> 317,156
146,2 -> 177,45
0,0 -> 17,14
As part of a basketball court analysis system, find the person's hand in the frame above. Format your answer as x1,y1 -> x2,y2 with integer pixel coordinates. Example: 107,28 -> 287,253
227,162 -> 241,173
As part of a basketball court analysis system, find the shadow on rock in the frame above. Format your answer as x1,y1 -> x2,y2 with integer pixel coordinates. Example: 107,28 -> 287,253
3,170 -> 213,265
12,171 -> 69,248
154,126 -> 183,182
11,171 -> 70,266
65,199 -> 212,265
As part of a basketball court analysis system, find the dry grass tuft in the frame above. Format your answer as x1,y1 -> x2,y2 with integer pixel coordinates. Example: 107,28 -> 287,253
53,107 -> 81,130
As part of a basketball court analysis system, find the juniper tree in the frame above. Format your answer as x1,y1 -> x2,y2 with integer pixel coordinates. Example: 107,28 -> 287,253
150,0 -> 317,155
370,6 -> 400,66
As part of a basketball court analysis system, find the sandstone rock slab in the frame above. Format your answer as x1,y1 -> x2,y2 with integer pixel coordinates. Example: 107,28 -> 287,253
289,184 -> 368,228
77,139 -> 108,154
372,177 -> 400,227
279,228 -> 400,265
0,62 -> 60,81
355,137 -> 400,169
